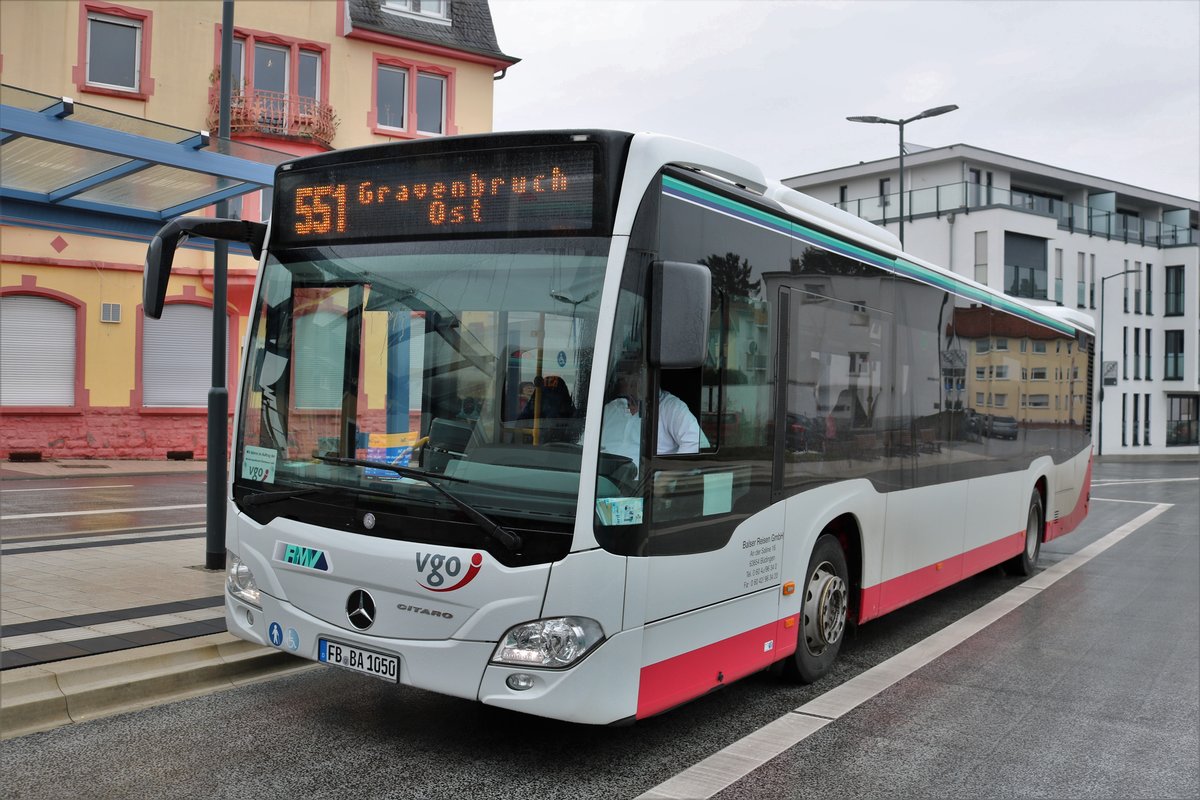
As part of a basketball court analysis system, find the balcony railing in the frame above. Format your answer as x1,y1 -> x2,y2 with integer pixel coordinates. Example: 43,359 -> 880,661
834,182 -> 1198,248
207,88 -> 338,148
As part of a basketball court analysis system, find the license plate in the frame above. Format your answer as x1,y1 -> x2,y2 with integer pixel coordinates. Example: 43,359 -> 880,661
318,639 -> 399,683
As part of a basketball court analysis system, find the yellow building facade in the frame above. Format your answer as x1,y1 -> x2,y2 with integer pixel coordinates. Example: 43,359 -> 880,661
1,0 -> 516,459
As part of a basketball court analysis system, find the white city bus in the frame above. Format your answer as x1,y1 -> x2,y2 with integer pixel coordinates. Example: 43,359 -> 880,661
144,131 -> 1094,724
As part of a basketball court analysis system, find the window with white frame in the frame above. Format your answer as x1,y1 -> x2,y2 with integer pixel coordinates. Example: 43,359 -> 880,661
416,72 -> 446,134
383,0 -> 450,21
0,295 -> 77,406
376,64 -> 408,129
373,56 -> 453,138
86,11 -> 143,91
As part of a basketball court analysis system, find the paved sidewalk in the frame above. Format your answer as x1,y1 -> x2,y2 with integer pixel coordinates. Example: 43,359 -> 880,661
2,458 -> 217,671
0,458 -> 309,738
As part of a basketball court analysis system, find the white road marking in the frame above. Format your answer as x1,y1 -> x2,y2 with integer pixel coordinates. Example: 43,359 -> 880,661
1,504 -> 205,521
638,502 -> 1174,800
1092,497 -> 1166,505
1091,477 -> 1198,487
0,484 -> 135,493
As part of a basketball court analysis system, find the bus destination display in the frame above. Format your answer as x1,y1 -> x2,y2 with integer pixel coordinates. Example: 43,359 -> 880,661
274,146 -> 598,244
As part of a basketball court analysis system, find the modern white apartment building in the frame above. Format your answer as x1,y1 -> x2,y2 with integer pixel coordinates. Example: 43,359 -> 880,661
785,145 -> 1199,457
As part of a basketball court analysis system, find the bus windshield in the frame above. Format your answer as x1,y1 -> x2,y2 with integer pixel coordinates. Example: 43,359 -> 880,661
235,236 -> 608,531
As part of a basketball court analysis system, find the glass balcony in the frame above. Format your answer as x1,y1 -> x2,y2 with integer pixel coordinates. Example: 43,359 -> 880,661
207,88 -> 338,148
833,180 -> 1197,249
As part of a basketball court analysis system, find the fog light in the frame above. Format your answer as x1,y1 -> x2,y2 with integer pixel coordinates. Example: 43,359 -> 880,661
246,609 -> 255,626
506,673 -> 536,691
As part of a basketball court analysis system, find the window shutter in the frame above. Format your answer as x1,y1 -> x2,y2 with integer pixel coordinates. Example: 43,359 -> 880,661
295,310 -> 346,409
0,295 -> 76,405
143,304 -> 213,407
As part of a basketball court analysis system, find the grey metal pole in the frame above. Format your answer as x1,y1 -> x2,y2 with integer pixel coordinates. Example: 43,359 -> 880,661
205,0 -> 234,571
1098,286 -> 1105,457
898,122 -> 905,249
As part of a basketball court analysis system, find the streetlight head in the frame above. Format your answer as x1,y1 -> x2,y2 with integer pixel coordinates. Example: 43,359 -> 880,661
846,115 -> 890,124
912,104 -> 959,121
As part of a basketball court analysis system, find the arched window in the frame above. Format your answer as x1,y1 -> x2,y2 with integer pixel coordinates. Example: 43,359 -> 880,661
0,295 -> 77,406
142,303 -> 213,407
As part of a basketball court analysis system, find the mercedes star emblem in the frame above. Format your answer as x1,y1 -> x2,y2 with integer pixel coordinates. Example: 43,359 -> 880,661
346,589 -> 376,630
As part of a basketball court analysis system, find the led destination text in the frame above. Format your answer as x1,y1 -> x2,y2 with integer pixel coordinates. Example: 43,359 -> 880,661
276,146 -> 598,243
295,167 -> 572,235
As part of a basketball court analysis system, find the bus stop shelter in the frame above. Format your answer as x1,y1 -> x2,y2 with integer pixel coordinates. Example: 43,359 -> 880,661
1,84 -> 287,246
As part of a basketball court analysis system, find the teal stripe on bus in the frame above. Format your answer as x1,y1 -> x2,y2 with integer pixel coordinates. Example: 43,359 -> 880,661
661,174 -> 1077,336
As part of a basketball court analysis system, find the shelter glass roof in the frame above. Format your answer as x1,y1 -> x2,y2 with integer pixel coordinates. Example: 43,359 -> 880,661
1,84 -> 291,234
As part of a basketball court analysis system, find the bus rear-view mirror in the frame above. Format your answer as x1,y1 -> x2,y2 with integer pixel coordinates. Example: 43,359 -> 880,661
649,260 -> 711,369
143,216 -> 267,320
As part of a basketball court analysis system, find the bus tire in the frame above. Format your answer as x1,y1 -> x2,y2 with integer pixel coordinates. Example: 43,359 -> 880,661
1006,489 -> 1043,577
785,534 -> 849,684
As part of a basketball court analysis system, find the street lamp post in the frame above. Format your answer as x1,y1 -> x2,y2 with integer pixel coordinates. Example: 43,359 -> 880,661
847,104 -> 959,248
1097,270 -> 1139,457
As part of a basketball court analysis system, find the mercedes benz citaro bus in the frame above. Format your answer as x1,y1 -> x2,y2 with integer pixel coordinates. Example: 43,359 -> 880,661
144,131 -> 1093,724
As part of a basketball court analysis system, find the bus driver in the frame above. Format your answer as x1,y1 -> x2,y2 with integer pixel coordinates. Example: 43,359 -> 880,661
600,366 -> 706,466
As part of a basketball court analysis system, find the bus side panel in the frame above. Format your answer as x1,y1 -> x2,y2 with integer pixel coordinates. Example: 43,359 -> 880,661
959,470 -> 1028,578
541,548 -> 627,644
642,503 -> 785,624
1047,452 -> 1092,542
878,483 -> 967,614
779,480 -> 887,623
636,588 -> 784,719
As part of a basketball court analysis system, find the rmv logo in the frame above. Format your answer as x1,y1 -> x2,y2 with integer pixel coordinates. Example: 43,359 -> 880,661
280,544 -> 329,571
416,551 -> 483,592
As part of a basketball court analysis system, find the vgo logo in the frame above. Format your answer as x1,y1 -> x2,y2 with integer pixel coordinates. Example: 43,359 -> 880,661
416,551 -> 483,592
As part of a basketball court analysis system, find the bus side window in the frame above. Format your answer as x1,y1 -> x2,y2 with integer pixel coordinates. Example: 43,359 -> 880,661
658,367 -> 708,454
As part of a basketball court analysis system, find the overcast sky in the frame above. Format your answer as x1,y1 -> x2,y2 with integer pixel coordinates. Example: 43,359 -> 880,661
489,0 -> 1200,200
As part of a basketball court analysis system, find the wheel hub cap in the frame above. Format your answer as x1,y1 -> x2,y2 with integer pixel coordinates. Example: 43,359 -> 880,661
804,562 -> 847,655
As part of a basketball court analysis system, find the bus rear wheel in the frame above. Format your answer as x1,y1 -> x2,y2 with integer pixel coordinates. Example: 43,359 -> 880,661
1006,489 -> 1043,577
784,534 -> 848,684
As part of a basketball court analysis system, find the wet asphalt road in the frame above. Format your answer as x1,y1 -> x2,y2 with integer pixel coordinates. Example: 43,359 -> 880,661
1,461 -> 1197,799
0,474 -> 206,541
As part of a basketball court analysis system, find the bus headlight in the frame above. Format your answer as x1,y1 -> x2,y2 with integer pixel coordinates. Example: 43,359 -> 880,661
491,617 -> 604,668
226,553 -> 261,608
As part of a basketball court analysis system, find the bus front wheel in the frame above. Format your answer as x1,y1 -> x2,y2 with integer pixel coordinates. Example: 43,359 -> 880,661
785,534 -> 849,683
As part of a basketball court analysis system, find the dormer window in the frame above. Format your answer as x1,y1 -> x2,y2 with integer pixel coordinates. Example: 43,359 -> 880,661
383,0 -> 451,23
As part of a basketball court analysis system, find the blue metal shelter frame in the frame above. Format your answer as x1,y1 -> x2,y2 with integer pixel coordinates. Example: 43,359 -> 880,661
0,84 -> 288,249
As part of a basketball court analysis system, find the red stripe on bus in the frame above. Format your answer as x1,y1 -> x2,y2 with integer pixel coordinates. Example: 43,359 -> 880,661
636,615 -> 799,719
859,531 -> 1025,622
1046,457 -> 1092,543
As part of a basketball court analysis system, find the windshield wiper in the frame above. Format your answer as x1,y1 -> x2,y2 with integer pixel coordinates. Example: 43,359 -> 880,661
241,486 -> 324,508
314,454 -> 522,552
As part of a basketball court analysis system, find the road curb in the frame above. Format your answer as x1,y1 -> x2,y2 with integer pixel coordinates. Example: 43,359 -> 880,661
1,633 -> 315,740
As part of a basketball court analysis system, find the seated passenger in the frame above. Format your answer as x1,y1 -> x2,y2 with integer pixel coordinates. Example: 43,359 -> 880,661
518,375 -> 577,443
